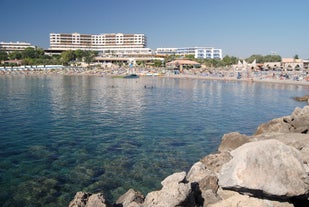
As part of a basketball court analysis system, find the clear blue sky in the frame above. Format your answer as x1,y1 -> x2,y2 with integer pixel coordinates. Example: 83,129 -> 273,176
1,0 -> 308,58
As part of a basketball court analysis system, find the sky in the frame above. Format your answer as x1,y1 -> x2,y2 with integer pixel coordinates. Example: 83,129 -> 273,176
1,0 -> 308,59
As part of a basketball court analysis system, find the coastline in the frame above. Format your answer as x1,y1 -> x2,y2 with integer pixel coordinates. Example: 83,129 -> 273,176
69,105 -> 309,207
1,67 -> 309,87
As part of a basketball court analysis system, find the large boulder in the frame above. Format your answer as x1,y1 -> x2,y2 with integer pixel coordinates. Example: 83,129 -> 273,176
253,132 -> 309,173
219,139 -> 308,198
208,189 -> 293,207
142,172 -> 193,207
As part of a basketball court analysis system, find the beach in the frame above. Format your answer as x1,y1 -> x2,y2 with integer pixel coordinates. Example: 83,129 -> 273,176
1,66 -> 308,86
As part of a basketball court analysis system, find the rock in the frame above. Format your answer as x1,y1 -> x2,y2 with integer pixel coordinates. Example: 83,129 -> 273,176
289,106 -> 309,134
219,139 -> 308,198
200,151 -> 232,173
68,192 -> 109,207
187,162 -> 218,193
86,193 -> 107,207
255,106 -> 309,135
218,132 -> 251,152
142,172 -> 193,207
69,192 -> 91,207
208,190 -> 294,207
115,189 -> 144,207
293,95 -> 309,102
253,132 -> 309,173
186,162 -> 220,206
255,117 -> 291,135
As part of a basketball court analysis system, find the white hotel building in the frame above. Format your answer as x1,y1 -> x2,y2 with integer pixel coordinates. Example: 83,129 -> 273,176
49,32 -> 152,56
0,41 -> 35,52
156,47 -> 223,59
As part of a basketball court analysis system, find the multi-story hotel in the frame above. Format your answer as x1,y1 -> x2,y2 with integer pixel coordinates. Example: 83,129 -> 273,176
0,41 -> 35,52
156,47 -> 223,59
49,32 -> 152,56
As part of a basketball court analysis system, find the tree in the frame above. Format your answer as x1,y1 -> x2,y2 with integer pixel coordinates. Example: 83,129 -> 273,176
246,54 -> 264,63
294,54 -> 299,59
9,51 -> 22,60
22,47 -> 37,59
83,51 -> 97,65
75,49 -> 84,61
0,51 -> 8,61
61,50 -> 76,65
222,55 -> 238,66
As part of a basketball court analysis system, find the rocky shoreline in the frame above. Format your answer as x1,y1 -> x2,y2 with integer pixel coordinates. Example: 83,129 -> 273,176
68,104 -> 309,207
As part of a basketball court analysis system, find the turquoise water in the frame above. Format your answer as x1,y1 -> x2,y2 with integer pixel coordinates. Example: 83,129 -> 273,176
0,75 -> 308,207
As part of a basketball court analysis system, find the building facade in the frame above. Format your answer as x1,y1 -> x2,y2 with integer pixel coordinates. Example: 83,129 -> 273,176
0,41 -> 35,52
156,47 -> 222,59
49,32 -> 152,55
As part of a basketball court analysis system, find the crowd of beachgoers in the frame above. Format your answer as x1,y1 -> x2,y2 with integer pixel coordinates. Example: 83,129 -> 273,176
1,65 -> 309,85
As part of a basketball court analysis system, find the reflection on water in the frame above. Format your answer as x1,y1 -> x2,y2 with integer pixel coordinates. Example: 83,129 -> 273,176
0,75 -> 308,206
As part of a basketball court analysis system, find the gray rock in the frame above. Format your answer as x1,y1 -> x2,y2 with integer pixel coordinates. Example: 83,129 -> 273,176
68,192 -> 108,207
208,190 -> 293,207
255,117 -> 291,135
187,161 -> 218,193
290,106 -> 309,133
253,132 -> 309,173
69,192 -> 91,207
255,106 -> 309,135
218,132 -> 251,152
115,189 -> 144,207
186,162 -> 220,206
142,172 -> 192,207
200,151 -> 232,173
219,139 -> 308,198
86,193 -> 107,207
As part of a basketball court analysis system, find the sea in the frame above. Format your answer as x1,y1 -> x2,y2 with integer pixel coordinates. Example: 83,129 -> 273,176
0,75 -> 308,207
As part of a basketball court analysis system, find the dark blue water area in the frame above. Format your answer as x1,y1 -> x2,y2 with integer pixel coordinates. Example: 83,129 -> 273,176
0,75 -> 308,206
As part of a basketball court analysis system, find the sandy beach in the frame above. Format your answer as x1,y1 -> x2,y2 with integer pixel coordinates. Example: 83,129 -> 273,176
1,66 -> 309,86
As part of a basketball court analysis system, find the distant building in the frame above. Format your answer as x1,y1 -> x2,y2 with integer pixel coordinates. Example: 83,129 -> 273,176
0,41 -> 35,52
48,32 -> 152,56
156,47 -> 222,59
281,58 -> 304,70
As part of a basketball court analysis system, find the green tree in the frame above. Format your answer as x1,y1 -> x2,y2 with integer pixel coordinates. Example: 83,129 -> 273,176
75,49 -> 84,61
83,51 -> 97,65
9,51 -> 22,60
294,54 -> 299,59
222,55 -> 238,66
153,59 -> 163,67
61,50 -> 76,65
22,47 -> 37,59
0,51 -> 8,61
264,55 -> 281,62
246,54 -> 264,63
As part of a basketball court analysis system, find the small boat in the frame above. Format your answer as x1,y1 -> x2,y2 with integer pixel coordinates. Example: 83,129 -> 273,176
124,74 -> 139,78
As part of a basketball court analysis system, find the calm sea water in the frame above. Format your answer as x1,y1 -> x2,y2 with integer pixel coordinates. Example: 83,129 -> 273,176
0,75 -> 308,207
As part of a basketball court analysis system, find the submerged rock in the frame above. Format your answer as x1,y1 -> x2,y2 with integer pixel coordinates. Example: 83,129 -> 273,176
293,95 -> 309,102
